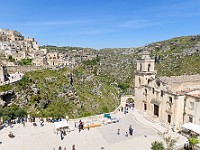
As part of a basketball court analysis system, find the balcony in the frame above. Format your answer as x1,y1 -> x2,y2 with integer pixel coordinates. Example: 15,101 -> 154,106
165,110 -> 173,115
151,98 -> 161,105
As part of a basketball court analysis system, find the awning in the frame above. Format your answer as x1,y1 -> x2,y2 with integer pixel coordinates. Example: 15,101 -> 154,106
54,120 -> 69,129
182,122 -> 200,134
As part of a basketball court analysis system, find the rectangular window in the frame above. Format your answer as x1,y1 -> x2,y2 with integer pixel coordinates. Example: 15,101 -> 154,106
168,115 -> 171,123
189,102 -> 194,110
161,90 -> 164,97
169,97 -> 172,103
145,89 -> 147,94
189,116 -> 193,123
144,103 -> 147,111
152,88 -> 154,94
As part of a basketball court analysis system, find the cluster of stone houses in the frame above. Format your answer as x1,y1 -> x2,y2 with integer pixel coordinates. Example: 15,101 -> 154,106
0,29 -> 40,61
134,49 -> 200,130
0,64 -> 24,86
0,29 -> 96,67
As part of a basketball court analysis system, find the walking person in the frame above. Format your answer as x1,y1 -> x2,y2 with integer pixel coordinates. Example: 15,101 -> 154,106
125,132 -> 128,137
78,123 -> 81,132
22,119 -> 25,127
72,144 -> 75,150
117,128 -> 120,135
60,130 -> 64,140
129,125 -> 133,136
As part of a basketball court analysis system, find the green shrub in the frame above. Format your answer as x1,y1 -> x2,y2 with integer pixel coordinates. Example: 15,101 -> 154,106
118,82 -> 130,90
0,104 -> 27,121
0,84 -> 12,92
18,58 -> 32,66
151,141 -> 164,150
8,55 -> 15,62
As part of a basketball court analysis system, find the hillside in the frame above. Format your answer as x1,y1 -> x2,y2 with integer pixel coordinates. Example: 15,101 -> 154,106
0,66 -> 120,119
40,45 -> 97,54
96,35 -> 200,94
1,34 -> 200,120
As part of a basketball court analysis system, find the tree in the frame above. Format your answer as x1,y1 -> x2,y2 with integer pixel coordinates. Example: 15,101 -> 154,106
127,98 -> 134,103
18,58 -> 32,66
8,55 -> 15,62
118,82 -> 130,90
188,137 -> 199,150
151,141 -> 164,150
164,136 -> 177,150
0,104 -> 27,121
158,132 -> 177,150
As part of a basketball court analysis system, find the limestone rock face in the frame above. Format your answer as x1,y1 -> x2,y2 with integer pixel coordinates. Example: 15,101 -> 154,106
0,99 -> 6,107
18,95 -> 28,107
0,90 -> 15,106
30,84 -> 40,94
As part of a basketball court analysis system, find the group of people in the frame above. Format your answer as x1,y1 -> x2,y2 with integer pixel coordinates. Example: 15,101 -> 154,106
119,103 -> 134,114
1,116 -> 45,129
55,144 -> 76,150
1,116 -> 28,128
117,125 -> 133,137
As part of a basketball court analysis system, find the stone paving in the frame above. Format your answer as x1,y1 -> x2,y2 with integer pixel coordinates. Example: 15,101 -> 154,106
97,113 -> 158,145
0,108 -> 188,150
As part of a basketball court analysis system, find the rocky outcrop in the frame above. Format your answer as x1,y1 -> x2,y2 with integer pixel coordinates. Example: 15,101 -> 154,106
0,90 -> 15,107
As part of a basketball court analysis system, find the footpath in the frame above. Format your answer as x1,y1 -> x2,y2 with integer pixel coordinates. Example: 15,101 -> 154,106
129,108 -> 188,149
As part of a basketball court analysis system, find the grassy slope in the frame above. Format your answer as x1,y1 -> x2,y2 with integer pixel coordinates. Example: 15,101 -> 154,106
0,67 -> 120,118
1,34 -> 200,118
155,54 -> 200,76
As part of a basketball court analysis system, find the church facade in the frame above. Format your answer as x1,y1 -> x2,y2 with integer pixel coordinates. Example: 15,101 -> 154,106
134,50 -> 200,130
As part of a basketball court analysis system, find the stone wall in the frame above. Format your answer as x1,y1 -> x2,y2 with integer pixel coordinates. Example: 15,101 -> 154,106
7,65 -> 51,73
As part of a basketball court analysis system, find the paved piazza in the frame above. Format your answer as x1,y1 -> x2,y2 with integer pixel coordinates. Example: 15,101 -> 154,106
0,110 -> 185,150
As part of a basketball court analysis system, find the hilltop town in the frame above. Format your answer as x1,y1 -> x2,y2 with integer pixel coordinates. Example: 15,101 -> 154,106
1,29 -> 200,149
0,29 -> 97,85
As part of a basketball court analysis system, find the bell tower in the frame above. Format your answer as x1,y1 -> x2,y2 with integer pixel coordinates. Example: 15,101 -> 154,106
134,47 -> 156,110
135,48 -> 156,88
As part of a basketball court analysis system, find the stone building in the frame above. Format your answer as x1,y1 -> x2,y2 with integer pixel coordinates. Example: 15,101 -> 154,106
0,29 -> 23,41
0,29 -> 39,60
0,65 -> 9,84
134,49 -> 200,130
12,51 -> 27,61
32,56 -> 47,66
47,51 -> 60,66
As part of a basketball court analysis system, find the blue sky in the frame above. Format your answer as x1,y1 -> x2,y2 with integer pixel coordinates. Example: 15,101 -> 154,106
1,0 -> 200,49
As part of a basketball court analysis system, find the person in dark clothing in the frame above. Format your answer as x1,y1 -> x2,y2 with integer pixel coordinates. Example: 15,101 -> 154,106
60,130 -> 64,140
129,125 -> 133,136
117,128 -> 120,135
72,144 -> 75,150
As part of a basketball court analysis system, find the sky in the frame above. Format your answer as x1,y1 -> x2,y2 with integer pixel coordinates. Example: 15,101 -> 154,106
1,0 -> 200,49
